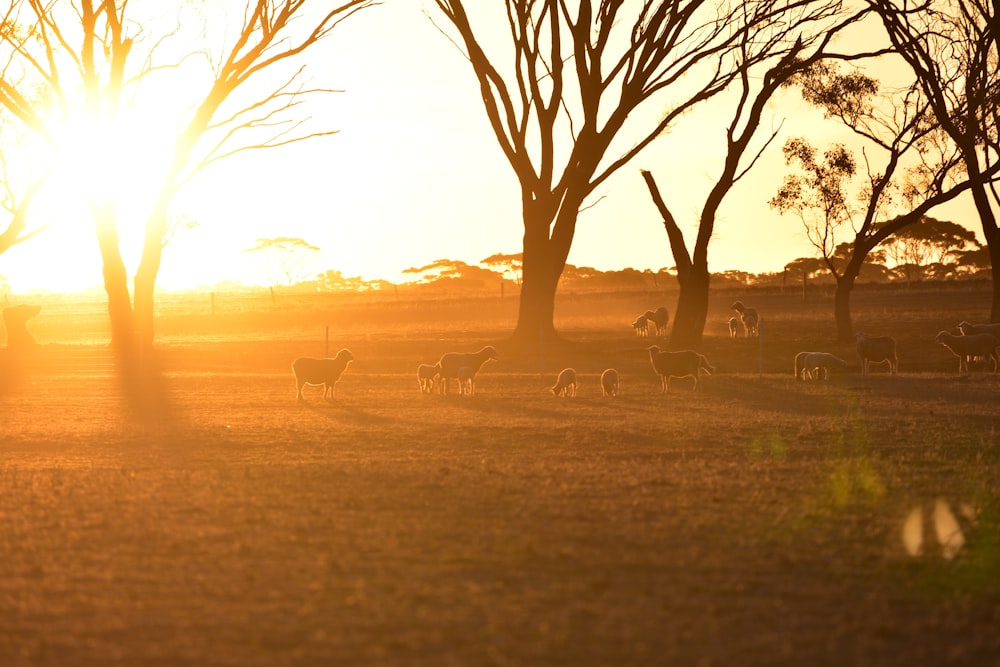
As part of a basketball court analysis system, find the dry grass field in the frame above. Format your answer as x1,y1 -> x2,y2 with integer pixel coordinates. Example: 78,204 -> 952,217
1,282 -> 999,666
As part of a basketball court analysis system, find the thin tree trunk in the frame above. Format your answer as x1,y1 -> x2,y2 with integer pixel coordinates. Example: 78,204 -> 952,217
91,200 -> 134,354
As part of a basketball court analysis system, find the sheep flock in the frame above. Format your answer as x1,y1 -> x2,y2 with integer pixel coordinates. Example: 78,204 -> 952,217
290,305 -> 1000,401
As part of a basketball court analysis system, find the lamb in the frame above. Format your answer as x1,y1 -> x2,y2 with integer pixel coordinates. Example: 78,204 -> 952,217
417,363 -> 440,394
647,345 -> 715,393
437,345 -> 498,395
854,333 -> 898,375
600,368 -> 619,397
731,300 -> 759,337
794,351 -> 849,380
551,368 -> 577,397
728,316 -> 743,339
957,320 -> 1000,338
458,366 -> 477,395
632,314 -> 649,337
292,349 -> 354,402
643,306 -> 670,336
934,330 -> 999,373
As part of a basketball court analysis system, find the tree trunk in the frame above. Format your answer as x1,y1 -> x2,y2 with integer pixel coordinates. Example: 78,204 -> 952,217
833,273 -> 857,344
510,216 -> 561,347
987,228 -> 1000,322
669,261 -> 710,349
134,204 -> 168,351
91,201 -> 134,354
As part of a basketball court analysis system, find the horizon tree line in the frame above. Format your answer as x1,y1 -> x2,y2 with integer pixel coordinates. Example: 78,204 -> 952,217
0,0 -> 997,370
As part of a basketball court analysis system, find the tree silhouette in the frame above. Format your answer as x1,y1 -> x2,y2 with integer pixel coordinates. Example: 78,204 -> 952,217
869,0 -> 1000,318
878,216 -> 981,282
775,59 -> 984,341
244,237 -> 321,287
0,0 -> 374,391
431,0 -> 858,351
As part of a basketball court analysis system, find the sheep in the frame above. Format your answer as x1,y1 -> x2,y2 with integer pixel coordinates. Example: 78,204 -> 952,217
550,368 -> 577,397
728,316 -> 743,338
731,300 -> 759,337
458,366 -> 477,395
647,345 -> 715,393
643,306 -> 670,336
957,320 -> 1000,338
292,349 -> 354,402
794,351 -> 849,380
417,363 -> 440,394
437,345 -> 498,395
600,368 -> 619,397
855,333 -> 898,375
934,330 -> 999,373
632,314 -> 649,337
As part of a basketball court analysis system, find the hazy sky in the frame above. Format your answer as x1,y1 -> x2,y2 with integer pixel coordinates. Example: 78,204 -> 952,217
0,1 -> 981,293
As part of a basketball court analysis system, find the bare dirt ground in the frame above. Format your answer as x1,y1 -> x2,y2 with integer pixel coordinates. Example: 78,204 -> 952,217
1,283 -> 998,666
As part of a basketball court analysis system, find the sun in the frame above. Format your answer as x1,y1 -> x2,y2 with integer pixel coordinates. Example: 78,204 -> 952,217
21,92 -> 190,291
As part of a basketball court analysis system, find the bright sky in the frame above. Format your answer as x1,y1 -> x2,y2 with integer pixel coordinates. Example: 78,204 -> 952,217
0,1 -> 982,294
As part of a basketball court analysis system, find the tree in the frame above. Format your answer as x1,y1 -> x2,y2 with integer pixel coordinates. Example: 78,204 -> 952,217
638,0 -> 869,347
869,0 -> 1000,318
244,237 -> 321,288
480,252 -> 523,286
432,0 -> 858,350
877,216 -> 981,282
0,1 -> 373,376
773,59 -> 983,341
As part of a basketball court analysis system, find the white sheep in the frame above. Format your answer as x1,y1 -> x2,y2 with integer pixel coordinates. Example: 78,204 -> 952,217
632,314 -> 649,337
458,366 -> 477,395
643,306 -> 670,336
934,330 -> 999,373
957,321 -> 1000,338
417,363 -> 440,394
647,345 -> 715,393
437,345 -> 498,395
728,316 -> 743,339
855,333 -> 898,375
794,351 -> 849,380
551,368 -> 577,397
292,349 -> 354,402
600,368 -> 619,397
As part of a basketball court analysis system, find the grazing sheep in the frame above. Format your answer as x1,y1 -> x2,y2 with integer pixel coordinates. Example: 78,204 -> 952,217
458,366 -> 477,395
632,314 -> 649,337
600,368 -> 619,397
551,368 -> 577,397
728,316 -> 743,339
957,321 -> 1000,338
292,349 -> 354,402
731,301 -> 759,337
417,363 -> 440,394
647,345 -> 715,393
794,351 -> 849,380
934,330 -> 999,373
855,333 -> 898,375
643,306 -> 670,336
437,345 -> 498,395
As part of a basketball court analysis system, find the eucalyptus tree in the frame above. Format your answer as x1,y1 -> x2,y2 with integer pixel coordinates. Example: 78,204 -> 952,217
432,0 -> 860,349
869,0 -> 1000,319
0,0 -> 373,367
771,62 -> 986,341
